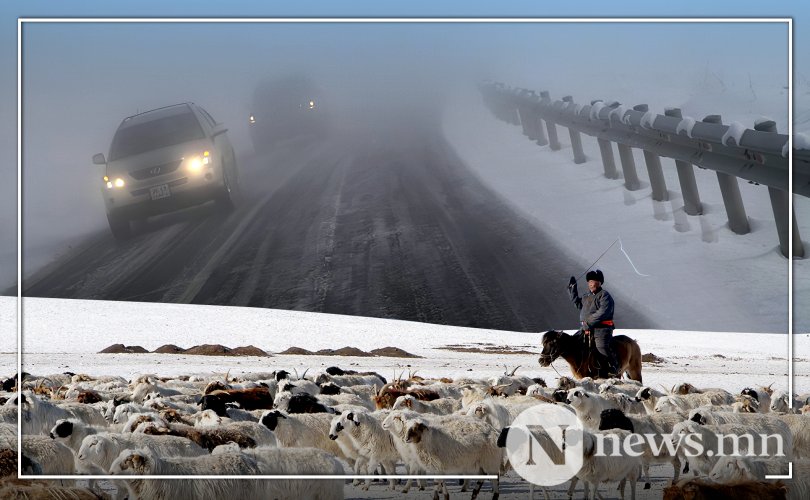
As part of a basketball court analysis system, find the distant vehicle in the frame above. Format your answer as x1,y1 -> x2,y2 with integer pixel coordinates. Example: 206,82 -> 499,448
93,102 -> 238,240
249,76 -> 329,152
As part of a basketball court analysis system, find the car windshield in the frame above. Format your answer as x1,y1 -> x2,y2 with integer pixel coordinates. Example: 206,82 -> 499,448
109,111 -> 205,161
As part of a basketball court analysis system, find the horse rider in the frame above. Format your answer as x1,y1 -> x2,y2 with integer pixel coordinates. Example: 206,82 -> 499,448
568,269 -> 620,377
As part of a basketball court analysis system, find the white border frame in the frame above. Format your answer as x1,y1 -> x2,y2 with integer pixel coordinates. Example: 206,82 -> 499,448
17,16 -> 793,483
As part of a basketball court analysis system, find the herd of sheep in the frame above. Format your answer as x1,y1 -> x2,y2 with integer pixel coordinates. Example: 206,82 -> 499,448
0,366 -> 808,499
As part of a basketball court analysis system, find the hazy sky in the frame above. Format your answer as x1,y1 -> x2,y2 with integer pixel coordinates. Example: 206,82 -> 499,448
0,1 -> 805,289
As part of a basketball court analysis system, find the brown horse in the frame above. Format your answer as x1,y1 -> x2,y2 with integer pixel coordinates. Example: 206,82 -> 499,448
538,329 -> 642,383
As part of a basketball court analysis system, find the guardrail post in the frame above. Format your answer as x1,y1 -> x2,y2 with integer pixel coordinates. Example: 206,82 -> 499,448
532,98 -> 549,146
516,92 -> 534,138
617,143 -> 641,191
756,119 -> 805,258
702,115 -> 750,235
540,91 -> 561,151
597,138 -> 619,179
609,102 -> 641,190
562,96 -> 587,164
665,108 -> 703,215
635,104 -> 668,201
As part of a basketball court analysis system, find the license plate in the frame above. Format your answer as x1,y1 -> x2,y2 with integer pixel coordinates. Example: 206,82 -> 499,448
150,184 -> 171,200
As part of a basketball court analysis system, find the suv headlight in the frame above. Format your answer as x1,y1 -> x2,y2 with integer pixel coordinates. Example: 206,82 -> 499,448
104,176 -> 125,189
185,151 -> 211,173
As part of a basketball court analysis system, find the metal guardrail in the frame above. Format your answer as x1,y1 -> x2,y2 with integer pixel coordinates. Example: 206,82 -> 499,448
479,82 -> 806,258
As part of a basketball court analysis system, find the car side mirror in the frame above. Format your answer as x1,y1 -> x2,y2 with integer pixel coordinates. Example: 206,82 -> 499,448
92,153 -> 106,165
211,126 -> 228,138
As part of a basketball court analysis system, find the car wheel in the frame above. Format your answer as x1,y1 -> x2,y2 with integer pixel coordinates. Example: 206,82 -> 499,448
107,212 -> 132,240
215,161 -> 236,211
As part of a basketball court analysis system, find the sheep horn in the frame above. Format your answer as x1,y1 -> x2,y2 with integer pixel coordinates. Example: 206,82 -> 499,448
224,369 -> 231,384
503,365 -> 509,376
301,368 -> 310,380
509,366 -> 521,377
293,368 -> 300,380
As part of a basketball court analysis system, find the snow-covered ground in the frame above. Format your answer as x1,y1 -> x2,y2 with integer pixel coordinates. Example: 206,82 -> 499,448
442,84 -> 807,334
6,296 -> 806,394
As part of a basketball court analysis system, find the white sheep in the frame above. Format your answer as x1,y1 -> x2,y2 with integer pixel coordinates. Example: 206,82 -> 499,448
633,386 -> 666,415
777,413 -> 810,459
110,448 -> 267,499
335,409 -> 400,490
131,380 -> 183,403
22,435 -> 76,474
193,406 -> 256,424
771,390 -> 802,413
577,429 -> 642,500
687,410 -> 795,460
318,392 -> 375,411
144,395 -> 200,415
49,418 -> 105,453
393,394 -> 461,415
258,410 -> 348,461
598,408 -> 684,489
121,412 -> 169,433
277,378 -> 320,396
21,392 -> 107,435
670,420 -> 789,477
379,410 -> 426,493
212,445 -> 346,499
460,385 -> 489,408
327,414 -> 362,477
741,385 -> 774,413
709,456 -> 810,499
401,414 -> 501,499
316,372 -> 386,388
76,431 -> 207,474
112,402 -> 148,426
654,392 -> 732,415
463,398 -> 511,430
709,455 -> 789,480
599,380 -> 644,397
567,388 -> 619,429
216,420 -> 278,448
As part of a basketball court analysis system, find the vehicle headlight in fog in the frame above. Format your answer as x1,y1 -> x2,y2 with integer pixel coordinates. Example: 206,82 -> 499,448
308,100 -> 315,110
186,151 -> 211,173
249,115 -> 256,124
113,178 -> 125,188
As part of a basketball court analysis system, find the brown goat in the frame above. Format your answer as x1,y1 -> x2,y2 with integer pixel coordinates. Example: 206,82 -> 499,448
158,408 -> 194,425
141,423 -> 256,452
203,387 -> 274,410
373,384 -> 440,409
663,479 -> 787,500
77,390 -> 103,404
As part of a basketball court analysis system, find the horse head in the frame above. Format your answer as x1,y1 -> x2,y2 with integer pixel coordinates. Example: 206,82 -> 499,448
538,330 -> 565,366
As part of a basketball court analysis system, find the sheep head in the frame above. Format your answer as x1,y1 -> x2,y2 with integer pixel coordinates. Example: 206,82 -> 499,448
404,421 -> 427,444
259,410 -> 287,431
49,419 -> 73,439
110,449 -> 151,475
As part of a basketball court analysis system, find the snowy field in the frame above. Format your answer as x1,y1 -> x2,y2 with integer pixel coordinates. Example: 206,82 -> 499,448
9,296 -> 807,394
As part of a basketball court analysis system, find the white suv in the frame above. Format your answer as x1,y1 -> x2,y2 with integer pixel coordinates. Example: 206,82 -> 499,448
93,103 -> 238,239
